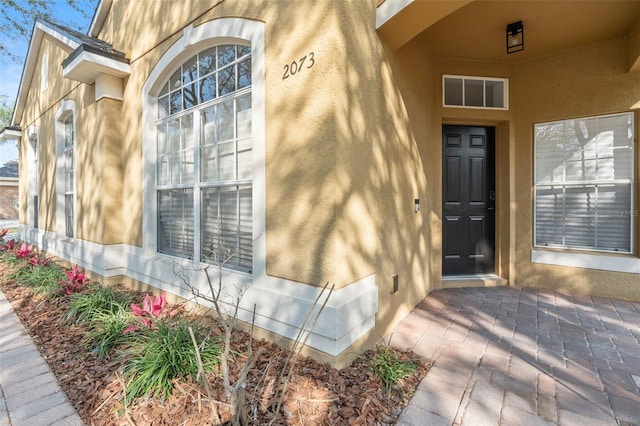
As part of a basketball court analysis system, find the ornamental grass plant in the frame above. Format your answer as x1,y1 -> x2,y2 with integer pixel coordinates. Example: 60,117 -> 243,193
9,262 -> 68,296
368,343 -> 419,398
66,284 -> 135,324
120,317 -> 222,403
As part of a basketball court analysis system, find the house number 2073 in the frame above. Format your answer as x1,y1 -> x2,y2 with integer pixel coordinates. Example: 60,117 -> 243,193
282,52 -> 315,80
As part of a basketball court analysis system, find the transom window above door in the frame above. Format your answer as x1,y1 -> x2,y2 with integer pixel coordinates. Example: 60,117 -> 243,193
443,75 -> 508,109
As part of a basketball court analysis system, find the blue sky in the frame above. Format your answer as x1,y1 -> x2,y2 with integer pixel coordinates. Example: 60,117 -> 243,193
0,0 -> 97,164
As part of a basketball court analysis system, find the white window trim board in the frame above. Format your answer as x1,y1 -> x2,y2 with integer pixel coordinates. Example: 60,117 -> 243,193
531,249 -> 640,274
55,100 -> 76,239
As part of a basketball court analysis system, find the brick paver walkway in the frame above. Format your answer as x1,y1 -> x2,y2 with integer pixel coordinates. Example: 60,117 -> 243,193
392,286 -> 640,425
0,289 -> 83,426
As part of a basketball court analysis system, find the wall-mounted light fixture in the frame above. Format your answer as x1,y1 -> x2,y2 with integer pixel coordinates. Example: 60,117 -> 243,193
506,20 -> 524,54
414,199 -> 420,213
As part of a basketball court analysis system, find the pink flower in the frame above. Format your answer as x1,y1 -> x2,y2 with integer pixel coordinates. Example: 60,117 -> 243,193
0,229 -> 7,238
126,291 -> 169,333
65,265 -> 87,286
58,265 -> 88,295
16,242 -> 34,259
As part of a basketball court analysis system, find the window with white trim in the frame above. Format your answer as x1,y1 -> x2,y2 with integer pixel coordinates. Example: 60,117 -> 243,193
443,75 -> 508,109
28,130 -> 39,228
534,112 -> 634,253
156,44 -> 252,271
63,116 -> 75,238
55,101 -> 76,238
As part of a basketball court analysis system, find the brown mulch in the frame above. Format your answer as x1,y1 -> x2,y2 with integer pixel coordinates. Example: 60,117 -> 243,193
0,261 -> 430,425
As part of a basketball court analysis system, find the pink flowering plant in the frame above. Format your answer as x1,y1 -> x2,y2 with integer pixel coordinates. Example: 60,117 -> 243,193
124,291 -> 171,333
28,254 -> 53,268
1,239 -> 14,251
58,265 -> 88,295
0,229 -> 15,256
15,242 -> 34,260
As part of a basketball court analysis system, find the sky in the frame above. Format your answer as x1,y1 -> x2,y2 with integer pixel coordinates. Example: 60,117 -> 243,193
0,0 -> 97,165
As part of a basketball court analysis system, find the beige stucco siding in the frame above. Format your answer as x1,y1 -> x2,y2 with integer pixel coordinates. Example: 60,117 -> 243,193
16,0 -> 640,360
512,36 -> 640,301
87,0 -> 439,338
95,0 -> 434,292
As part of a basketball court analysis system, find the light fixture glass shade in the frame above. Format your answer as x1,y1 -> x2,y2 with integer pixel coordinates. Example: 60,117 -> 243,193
506,21 -> 524,54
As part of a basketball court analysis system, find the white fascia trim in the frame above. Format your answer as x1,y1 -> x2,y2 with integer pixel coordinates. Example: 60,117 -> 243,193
36,21 -> 81,51
376,0 -> 414,29
19,225 -> 378,356
62,50 -> 131,84
0,128 -> 22,140
89,0 -> 112,37
531,249 -> 640,274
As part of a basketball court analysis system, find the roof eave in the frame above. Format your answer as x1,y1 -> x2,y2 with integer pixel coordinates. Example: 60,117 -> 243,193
0,126 -> 23,140
62,46 -> 130,84
89,0 -> 113,38
12,20 -> 81,127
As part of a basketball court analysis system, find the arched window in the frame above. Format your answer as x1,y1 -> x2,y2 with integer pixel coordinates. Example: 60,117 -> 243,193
155,44 -> 252,271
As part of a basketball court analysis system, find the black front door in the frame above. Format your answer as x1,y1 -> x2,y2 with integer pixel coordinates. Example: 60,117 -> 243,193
442,125 -> 496,275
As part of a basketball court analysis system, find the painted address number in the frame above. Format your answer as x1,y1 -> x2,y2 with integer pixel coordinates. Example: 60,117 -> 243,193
282,52 -> 315,80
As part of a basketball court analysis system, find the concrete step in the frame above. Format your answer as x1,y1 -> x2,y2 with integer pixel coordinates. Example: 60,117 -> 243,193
440,274 -> 507,289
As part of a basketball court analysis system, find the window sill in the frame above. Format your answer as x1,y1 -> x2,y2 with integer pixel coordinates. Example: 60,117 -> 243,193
531,249 -> 640,274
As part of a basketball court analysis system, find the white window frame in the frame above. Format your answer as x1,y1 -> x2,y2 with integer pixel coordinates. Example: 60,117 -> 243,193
533,112 -> 635,254
154,45 -> 253,271
55,100 -> 77,239
141,19 -> 266,280
442,74 -> 509,110
27,126 -> 39,228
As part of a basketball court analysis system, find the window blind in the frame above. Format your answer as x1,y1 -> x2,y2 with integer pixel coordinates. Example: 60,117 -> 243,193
534,113 -> 634,252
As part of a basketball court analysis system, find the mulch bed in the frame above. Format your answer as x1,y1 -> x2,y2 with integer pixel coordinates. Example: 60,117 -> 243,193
0,261 -> 430,425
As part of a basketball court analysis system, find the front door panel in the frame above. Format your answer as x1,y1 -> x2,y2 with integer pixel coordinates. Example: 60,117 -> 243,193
442,125 -> 496,275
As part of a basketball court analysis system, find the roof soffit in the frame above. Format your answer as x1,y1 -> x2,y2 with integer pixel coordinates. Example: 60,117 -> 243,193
377,0 -> 473,50
377,0 -> 640,64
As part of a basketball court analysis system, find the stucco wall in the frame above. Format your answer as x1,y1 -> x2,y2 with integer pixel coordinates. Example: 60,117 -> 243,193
15,1 -> 640,361
79,0 -> 439,352
98,0 -> 438,337
511,36 -> 640,301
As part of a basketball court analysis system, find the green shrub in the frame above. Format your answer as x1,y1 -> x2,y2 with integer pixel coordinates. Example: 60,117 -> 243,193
85,308 -> 134,359
9,264 -> 68,296
368,345 -> 418,397
120,317 -> 221,403
66,285 -> 135,324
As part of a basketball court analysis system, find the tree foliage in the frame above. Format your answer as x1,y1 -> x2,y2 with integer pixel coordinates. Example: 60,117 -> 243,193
0,95 -> 15,144
0,0 -> 93,64
0,96 -> 11,128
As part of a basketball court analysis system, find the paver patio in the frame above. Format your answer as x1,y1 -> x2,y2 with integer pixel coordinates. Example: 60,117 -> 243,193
391,286 -> 640,426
